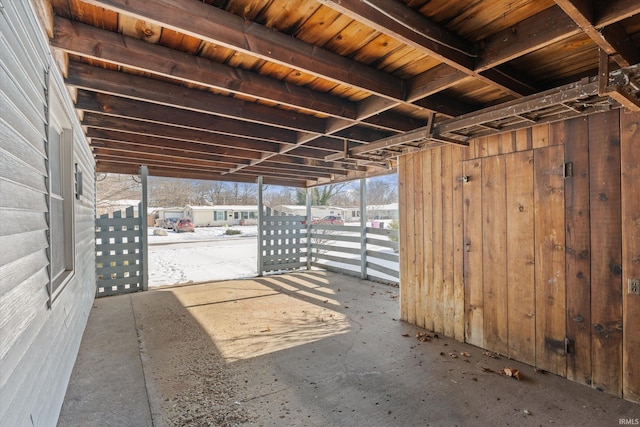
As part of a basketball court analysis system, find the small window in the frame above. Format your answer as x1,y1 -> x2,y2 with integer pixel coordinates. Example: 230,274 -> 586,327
48,86 -> 75,303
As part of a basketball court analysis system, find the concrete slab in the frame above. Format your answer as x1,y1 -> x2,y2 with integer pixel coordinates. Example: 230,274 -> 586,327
60,271 -> 640,426
57,294 -> 153,427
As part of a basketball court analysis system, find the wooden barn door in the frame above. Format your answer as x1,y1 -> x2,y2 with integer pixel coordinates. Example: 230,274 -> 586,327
463,145 -> 567,376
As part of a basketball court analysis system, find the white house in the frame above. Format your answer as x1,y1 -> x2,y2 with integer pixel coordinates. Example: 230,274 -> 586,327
151,207 -> 185,226
273,205 -> 350,220
339,207 -> 361,222
366,203 -> 399,220
96,198 -> 140,217
183,205 -> 258,226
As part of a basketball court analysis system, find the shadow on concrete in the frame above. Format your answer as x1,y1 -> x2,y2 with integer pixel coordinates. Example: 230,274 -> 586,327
60,271 -> 640,427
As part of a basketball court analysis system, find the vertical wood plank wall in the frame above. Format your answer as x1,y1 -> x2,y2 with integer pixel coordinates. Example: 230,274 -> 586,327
398,109 -> 640,403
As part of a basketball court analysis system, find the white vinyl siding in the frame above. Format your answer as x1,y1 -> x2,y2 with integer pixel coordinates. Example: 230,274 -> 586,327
0,1 -> 96,425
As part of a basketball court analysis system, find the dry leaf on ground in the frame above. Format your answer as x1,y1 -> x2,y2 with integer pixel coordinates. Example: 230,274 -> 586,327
416,332 -> 432,342
500,367 -> 522,380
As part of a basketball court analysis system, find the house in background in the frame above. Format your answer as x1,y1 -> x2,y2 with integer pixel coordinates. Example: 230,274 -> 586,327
183,205 -> 258,226
367,203 -> 399,220
228,205 -> 259,225
96,198 -> 140,217
273,205 -> 356,222
151,207 -> 184,226
339,207 -> 361,222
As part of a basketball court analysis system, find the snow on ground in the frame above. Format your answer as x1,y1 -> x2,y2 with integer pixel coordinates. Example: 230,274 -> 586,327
147,222 -> 399,288
148,225 -> 258,243
148,226 -> 258,287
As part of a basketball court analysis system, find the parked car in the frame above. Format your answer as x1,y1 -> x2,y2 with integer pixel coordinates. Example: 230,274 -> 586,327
301,217 -> 319,225
318,215 -> 344,225
175,218 -> 195,233
163,217 -> 178,229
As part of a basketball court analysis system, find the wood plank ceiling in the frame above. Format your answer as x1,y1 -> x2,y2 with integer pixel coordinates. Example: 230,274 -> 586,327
43,0 -> 640,187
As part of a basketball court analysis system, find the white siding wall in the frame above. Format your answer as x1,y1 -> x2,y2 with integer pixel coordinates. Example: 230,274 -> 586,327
0,1 -> 96,425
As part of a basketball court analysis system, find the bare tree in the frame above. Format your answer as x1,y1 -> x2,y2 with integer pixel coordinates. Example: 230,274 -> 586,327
148,177 -> 194,207
96,173 -> 141,211
264,185 -> 296,206
230,182 -> 257,204
367,178 -> 396,205
295,183 -> 352,206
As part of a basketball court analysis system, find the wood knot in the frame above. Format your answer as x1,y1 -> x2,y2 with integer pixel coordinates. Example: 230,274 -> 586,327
610,264 -> 622,276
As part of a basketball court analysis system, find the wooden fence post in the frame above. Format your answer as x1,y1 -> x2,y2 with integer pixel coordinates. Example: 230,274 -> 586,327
139,165 -> 148,291
257,176 -> 264,277
360,178 -> 367,280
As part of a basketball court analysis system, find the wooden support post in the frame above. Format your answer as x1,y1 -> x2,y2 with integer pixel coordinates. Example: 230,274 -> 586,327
306,187 -> 312,270
598,49 -> 610,96
257,176 -> 264,277
360,178 -> 367,280
139,165 -> 149,291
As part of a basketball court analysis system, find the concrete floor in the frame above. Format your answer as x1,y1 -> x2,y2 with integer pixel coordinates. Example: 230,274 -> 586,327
59,271 -> 639,426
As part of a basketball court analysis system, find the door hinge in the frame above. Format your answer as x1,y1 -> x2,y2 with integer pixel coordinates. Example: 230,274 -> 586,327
565,337 -> 575,355
563,162 -> 573,178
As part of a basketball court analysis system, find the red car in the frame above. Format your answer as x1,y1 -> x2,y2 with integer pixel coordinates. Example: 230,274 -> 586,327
301,215 -> 344,225
175,218 -> 195,233
319,215 -> 344,225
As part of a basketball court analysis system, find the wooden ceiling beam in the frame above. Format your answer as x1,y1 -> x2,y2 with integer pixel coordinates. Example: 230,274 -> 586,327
83,0 -> 406,101
77,0 -> 479,151
413,93 -> 477,117
593,0 -> 640,27
66,61 -> 327,134
51,17 -> 357,120
331,126 -> 393,144
477,6 -> 581,71
96,161 -> 309,187
554,0 -> 640,67
87,128 -> 363,171
76,90 -> 300,144
87,129 -> 265,160
94,151 -> 234,173
361,111 -> 427,133
95,152 -> 309,182
237,165 -> 337,179
322,0 -> 535,97
93,146 -> 337,178
92,140 -> 359,175
324,0 -> 475,69
91,141 -> 248,167
405,66 -> 471,103
297,137 -> 363,153
57,24 -> 428,141
82,113 -> 283,154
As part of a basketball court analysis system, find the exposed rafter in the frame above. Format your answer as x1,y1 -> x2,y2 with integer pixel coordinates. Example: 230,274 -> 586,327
554,0 -> 640,67
321,0 -> 536,97
44,0 -> 640,186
